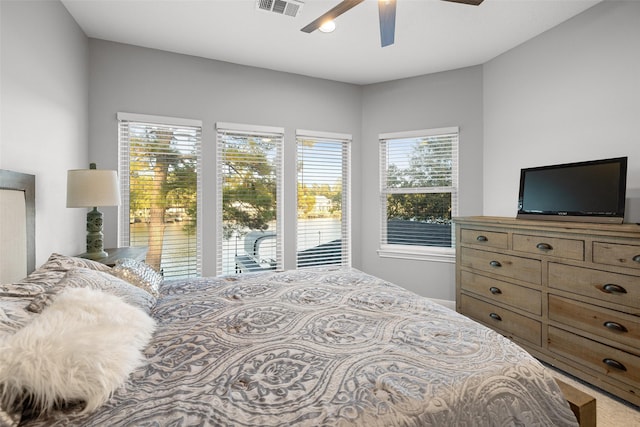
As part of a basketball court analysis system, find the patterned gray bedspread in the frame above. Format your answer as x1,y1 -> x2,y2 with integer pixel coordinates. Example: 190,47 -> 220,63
26,268 -> 578,426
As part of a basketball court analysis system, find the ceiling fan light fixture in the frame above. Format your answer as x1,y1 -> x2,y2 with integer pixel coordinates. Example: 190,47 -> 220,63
301,0 -> 482,45
319,20 -> 336,33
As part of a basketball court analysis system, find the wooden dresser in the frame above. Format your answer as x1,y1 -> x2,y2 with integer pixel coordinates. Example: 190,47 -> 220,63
454,216 -> 640,406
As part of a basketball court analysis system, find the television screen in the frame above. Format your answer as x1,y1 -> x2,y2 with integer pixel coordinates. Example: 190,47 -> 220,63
517,157 -> 627,223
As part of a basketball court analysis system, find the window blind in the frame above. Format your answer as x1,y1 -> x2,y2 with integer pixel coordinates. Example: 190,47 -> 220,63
296,130 -> 351,268
216,122 -> 283,275
380,127 -> 458,250
118,112 -> 202,279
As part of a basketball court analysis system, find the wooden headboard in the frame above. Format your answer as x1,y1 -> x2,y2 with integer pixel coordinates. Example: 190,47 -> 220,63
0,169 -> 35,283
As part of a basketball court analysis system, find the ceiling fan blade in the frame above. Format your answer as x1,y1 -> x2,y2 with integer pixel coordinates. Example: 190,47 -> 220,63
301,0 -> 366,33
379,0 -> 396,47
441,0 -> 484,5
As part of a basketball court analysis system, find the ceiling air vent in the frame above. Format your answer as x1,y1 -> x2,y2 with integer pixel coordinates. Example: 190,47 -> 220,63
256,0 -> 304,18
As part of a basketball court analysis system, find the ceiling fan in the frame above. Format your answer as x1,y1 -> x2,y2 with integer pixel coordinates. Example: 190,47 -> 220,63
301,0 -> 484,47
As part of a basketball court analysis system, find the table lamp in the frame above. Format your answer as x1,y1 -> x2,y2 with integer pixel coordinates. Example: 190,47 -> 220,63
67,163 -> 120,259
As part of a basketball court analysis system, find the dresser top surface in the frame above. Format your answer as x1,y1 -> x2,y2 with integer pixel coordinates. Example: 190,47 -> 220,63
454,216 -> 640,237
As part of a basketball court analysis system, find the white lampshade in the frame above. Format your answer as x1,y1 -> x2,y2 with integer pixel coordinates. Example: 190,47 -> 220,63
67,168 -> 120,208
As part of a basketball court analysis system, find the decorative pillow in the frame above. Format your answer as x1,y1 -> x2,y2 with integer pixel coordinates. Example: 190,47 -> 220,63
0,287 -> 156,415
26,268 -> 157,314
4,270 -> 66,298
0,297 -> 36,335
110,258 -> 162,298
5,253 -> 112,298
0,282 -> 54,299
36,253 -> 113,273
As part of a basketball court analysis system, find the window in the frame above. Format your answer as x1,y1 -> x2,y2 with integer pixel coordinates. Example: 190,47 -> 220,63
117,112 -> 202,278
296,130 -> 351,268
379,127 -> 459,262
216,122 -> 283,275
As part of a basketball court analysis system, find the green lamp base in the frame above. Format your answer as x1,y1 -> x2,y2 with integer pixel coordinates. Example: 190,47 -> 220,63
82,249 -> 108,260
84,207 -> 108,260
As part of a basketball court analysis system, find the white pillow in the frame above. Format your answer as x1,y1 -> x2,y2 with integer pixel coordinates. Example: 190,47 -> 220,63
0,287 -> 155,415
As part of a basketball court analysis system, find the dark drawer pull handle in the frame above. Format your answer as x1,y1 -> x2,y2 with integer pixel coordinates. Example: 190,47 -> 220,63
602,283 -> 628,294
536,242 -> 553,251
633,254 -> 640,263
476,235 -> 488,242
489,312 -> 502,321
603,358 -> 627,371
489,287 -> 502,295
604,321 -> 628,333
489,260 -> 502,268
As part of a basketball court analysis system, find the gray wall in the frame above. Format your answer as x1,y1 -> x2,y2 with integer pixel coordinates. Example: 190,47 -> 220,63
484,0 -> 640,222
360,67 -> 484,299
90,42 -> 485,298
88,40 -> 363,276
3,0 -> 635,302
0,0 -> 88,264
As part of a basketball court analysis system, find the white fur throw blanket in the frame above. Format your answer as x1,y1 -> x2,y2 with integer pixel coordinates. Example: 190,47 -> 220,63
0,287 -> 156,415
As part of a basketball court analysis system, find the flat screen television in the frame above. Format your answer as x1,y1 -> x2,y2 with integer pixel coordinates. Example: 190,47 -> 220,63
517,157 -> 627,224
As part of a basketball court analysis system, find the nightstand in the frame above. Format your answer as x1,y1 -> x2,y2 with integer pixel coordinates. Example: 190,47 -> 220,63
77,246 -> 148,267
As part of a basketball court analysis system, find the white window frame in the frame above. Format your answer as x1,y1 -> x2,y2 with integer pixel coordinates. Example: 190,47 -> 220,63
215,122 -> 284,275
117,112 -> 203,277
378,126 -> 459,263
296,129 -> 352,268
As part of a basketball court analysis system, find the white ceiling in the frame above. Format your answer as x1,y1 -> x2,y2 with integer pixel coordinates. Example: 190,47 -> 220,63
61,0 -> 601,85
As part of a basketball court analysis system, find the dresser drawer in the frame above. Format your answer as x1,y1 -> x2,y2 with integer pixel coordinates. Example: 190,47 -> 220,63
460,228 -> 508,249
549,295 -> 640,350
513,233 -> 584,261
460,247 -> 541,285
593,242 -> 640,271
460,294 -> 541,346
548,263 -> 640,312
549,326 -> 640,388
460,271 -> 541,315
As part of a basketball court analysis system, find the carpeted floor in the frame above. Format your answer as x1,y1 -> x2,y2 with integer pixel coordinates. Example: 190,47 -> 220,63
547,364 -> 640,426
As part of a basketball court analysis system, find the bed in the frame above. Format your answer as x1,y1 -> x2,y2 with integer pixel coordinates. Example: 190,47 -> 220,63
0,170 -> 579,426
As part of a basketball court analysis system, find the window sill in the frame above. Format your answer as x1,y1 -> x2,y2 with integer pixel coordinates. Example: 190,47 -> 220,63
377,245 -> 455,263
